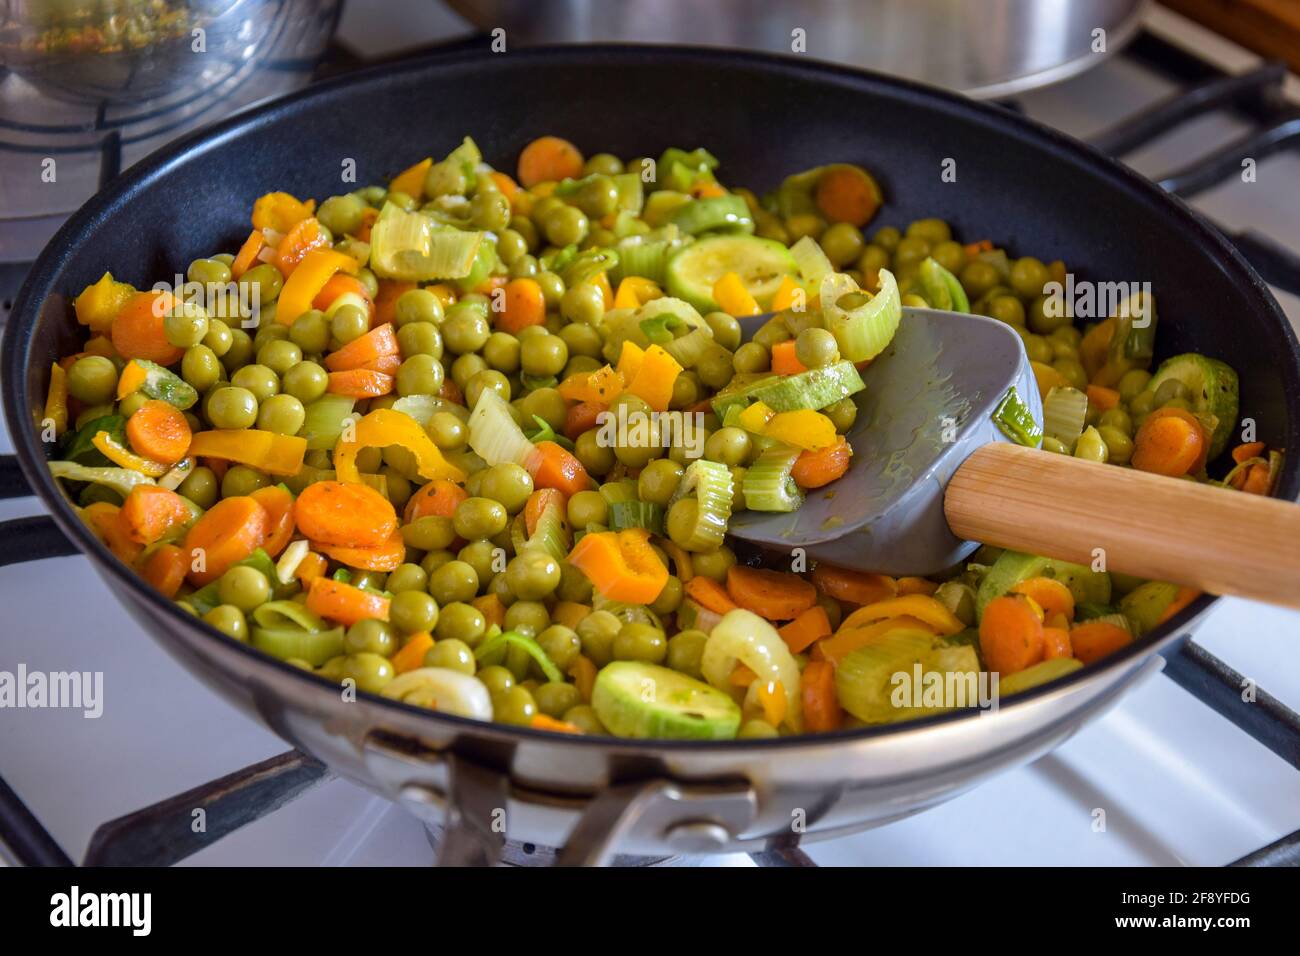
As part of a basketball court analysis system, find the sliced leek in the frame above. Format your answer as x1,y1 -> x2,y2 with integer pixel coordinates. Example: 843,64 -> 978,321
701,609 -> 802,732
670,459 -> 733,550
381,668 -> 493,720
1043,385 -> 1087,450
742,444 -> 803,512
789,235 -> 833,288
468,388 -> 536,469
822,268 -> 901,362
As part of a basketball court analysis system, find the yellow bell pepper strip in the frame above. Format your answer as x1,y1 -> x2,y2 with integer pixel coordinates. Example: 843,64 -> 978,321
558,364 -> 623,404
44,362 -> 68,437
567,528 -> 668,605
389,157 -> 432,200
624,344 -> 683,413
770,274 -> 804,312
616,339 -> 645,383
187,428 -> 308,477
763,409 -> 838,451
73,272 -> 137,333
276,248 -> 358,326
251,191 -> 316,233
333,408 -> 465,485
736,400 -> 775,434
713,270 -> 761,317
92,430 -> 169,478
84,335 -> 117,359
613,276 -> 663,310
838,594 -> 965,636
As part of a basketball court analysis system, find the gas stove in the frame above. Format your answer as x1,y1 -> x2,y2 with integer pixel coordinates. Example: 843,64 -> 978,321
1,2 -> 1297,867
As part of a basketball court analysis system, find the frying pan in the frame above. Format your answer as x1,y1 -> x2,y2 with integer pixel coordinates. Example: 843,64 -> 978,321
3,45 -> 1299,865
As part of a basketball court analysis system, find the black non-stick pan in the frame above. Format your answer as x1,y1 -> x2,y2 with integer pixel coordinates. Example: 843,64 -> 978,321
2,45 -> 1298,864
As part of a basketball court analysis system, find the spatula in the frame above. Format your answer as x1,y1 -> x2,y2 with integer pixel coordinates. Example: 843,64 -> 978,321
727,307 -> 1300,609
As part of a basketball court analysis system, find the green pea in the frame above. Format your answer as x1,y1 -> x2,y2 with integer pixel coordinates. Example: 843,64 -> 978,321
699,312 -> 739,351
464,369 -> 510,408
289,310 -> 330,354
1153,378 -> 1192,407
454,539 -> 495,585
856,244 -> 891,277
222,329 -> 255,371
164,301 -> 210,349
66,356 -> 118,404
427,411 -> 467,450
1074,425 -> 1109,463
520,334 -> 568,377
254,393 -> 305,435
1129,390 -> 1157,419
560,282 -> 605,325
177,466 -> 219,509
691,545 -> 735,582
252,322 -> 290,352
959,260 -> 1000,299
633,459 -> 681,507
666,629 -> 708,679
504,599 -> 549,636
395,289 -> 444,327
794,327 -> 839,368
402,514 -> 456,551
222,465 -> 269,498
1098,425 -> 1133,464
180,345 -> 221,393
1009,257 -> 1050,299
451,497 -> 506,541
1028,295 -> 1071,335
424,159 -> 467,198
188,257 -> 232,286
1098,407 -> 1133,435
533,270 -> 563,308
562,704 -> 607,734
1117,369 -> 1152,402
255,339 -> 301,377
696,345 -> 736,389
704,427 -> 751,467
342,653 -> 394,694
987,295 -> 1027,327
557,325 -> 601,363
505,550 -> 561,601
216,565 -> 270,612
423,638 -> 475,674
207,386 -> 258,429
730,341 -> 767,375
561,489 -> 604,530
390,590 -> 439,634
435,602 -> 487,646
451,353 -> 488,390
493,685 -> 537,726
574,427 -> 615,476
471,190 -> 512,232
317,193 -> 366,236
577,610 -> 621,667
1041,436 -> 1069,455
201,318 -> 234,357
542,204 -> 589,247
387,563 -> 428,595
613,622 -> 667,664
820,223 -> 865,268
344,619 -> 398,657
429,559 -> 479,605
396,354 -> 445,397
229,365 -> 277,403
929,240 -> 964,274
650,575 -> 683,615
203,604 -> 248,641
1053,357 -> 1088,390
536,625 -> 580,673
666,498 -> 699,550
239,263 -> 283,306
282,361 -> 328,403
822,397 -> 858,433
441,306 -> 491,354
906,218 -> 951,244
116,392 -> 147,419
478,463 -> 533,514
330,304 -> 369,345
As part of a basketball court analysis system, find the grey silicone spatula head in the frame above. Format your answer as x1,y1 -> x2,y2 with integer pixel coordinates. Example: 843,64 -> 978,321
726,306 -> 1042,576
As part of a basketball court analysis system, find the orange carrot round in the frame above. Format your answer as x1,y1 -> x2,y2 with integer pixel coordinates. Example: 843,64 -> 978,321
517,136 -> 584,187
725,565 -> 817,621
809,563 -> 897,605
801,660 -> 842,733
813,166 -> 880,226
295,480 -> 396,548
111,291 -> 184,365
1069,621 -> 1132,665
404,478 -> 468,524
305,575 -> 390,626
685,575 -> 738,615
143,543 -> 188,598
528,440 -> 591,497
1042,626 -> 1073,660
249,485 -> 295,557
498,278 -> 546,334
1132,407 -> 1206,476
125,399 -> 192,466
314,531 -> 406,571
979,594 -> 1045,675
792,436 -> 852,489
770,340 -> 809,376
324,323 -> 398,372
183,496 -> 269,585
120,485 -> 194,545
326,368 -> 393,398
1010,576 -> 1075,623
524,487 -> 567,537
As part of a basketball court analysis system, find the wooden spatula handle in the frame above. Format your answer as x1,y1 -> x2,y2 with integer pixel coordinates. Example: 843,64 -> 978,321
945,442 -> 1300,608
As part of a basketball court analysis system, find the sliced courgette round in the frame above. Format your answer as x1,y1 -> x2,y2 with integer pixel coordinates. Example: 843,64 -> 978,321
591,661 -> 741,740
976,551 -> 1112,619
997,657 -> 1083,696
664,235 -> 798,314
1146,352 -> 1239,459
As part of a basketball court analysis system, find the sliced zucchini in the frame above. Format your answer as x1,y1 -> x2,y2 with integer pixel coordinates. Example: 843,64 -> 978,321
664,235 -> 798,314
592,661 -> 741,740
997,658 -> 1083,696
1146,353 -> 1239,459
834,629 -> 941,724
749,360 -> 866,412
1118,580 -> 1181,636
976,550 -> 1112,618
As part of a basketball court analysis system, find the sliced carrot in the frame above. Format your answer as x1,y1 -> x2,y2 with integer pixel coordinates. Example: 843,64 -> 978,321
440,376 -> 465,407
275,217 -> 330,276
1042,626 -> 1073,660
327,368 -> 394,398
231,229 -> 266,280
374,280 -> 416,327
1156,585 -> 1200,625
497,277 -> 546,334
294,551 -> 328,586
1085,384 -> 1121,413
791,436 -> 852,489
564,401 -> 608,441
1239,461 -> 1273,495
1010,576 -> 1075,623
810,563 -> 897,606
182,496 -> 269,585
979,594 -> 1044,675
1069,620 -> 1131,665
569,655 -> 597,703
392,631 -> 434,674
685,575 -> 738,615
813,166 -> 880,226
1132,407 -> 1207,476
472,593 -> 507,630
770,340 -> 808,376
315,531 -> 406,571
528,440 -> 591,497
517,135 -> 584,188
357,353 -> 402,375
897,577 -> 939,596
531,713 -> 584,734
120,485 -> 194,545
812,615 -> 934,666
489,171 -> 519,200
801,660 -> 842,732
552,601 -> 591,630
143,543 -> 187,598
524,487 -> 566,537
475,275 -> 508,298
295,480 -> 397,548
1232,441 -> 1266,465
777,605 -> 832,653
963,239 -> 994,258
249,485 -> 295,557
312,274 -> 374,318
404,478 -> 468,523
111,291 -> 184,365
324,323 -> 398,372
725,565 -> 817,621
83,502 -> 143,565
125,399 -> 191,466
305,576 -> 390,626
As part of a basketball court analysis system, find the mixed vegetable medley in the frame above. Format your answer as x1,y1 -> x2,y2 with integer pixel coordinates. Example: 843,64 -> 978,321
44,134 -> 1284,739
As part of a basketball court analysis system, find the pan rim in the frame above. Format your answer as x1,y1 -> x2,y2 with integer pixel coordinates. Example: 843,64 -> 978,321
5,41 -> 1297,755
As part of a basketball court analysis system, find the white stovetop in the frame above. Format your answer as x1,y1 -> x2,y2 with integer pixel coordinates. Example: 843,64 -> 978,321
0,4 -> 1297,866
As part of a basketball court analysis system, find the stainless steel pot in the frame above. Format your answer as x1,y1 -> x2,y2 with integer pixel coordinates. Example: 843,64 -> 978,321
5,44 -> 1297,866
444,0 -> 1150,98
